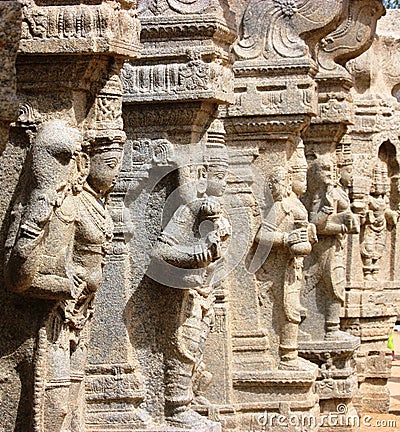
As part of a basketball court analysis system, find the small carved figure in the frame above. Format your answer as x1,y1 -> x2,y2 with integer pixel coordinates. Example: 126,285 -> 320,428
5,121 -> 123,432
304,154 -> 358,341
254,158 -> 315,370
152,120 -> 231,429
360,159 -> 399,279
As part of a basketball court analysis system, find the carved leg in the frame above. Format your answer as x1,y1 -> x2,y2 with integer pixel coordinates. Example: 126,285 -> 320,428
42,312 -> 71,432
164,291 -> 219,429
68,324 -> 90,432
279,322 -> 313,371
325,300 -> 351,341
362,256 -> 374,280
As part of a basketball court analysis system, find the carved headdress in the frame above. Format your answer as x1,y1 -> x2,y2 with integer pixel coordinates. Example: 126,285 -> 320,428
203,119 -> 229,168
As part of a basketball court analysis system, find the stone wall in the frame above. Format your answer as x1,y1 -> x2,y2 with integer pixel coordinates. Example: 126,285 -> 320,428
0,1 -> 399,431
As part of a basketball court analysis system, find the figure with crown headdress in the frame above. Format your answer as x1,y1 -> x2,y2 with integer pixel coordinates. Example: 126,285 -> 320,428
152,119 -> 231,430
302,147 -> 359,342
254,139 -> 316,370
360,158 -> 399,280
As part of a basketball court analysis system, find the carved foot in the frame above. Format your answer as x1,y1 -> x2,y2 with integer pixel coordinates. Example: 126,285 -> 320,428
166,407 -> 221,430
324,329 -> 353,341
279,356 -> 314,372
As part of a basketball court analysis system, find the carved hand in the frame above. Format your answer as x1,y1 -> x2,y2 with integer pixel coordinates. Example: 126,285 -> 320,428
307,223 -> 318,245
206,230 -> 222,261
288,227 -> 308,246
200,197 -> 222,219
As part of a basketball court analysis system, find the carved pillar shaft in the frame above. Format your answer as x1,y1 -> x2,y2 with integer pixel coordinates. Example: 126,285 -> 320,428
299,0 -> 385,425
86,1 -> 236,428
214,0 -> 352,429
0,2 -> 141,431
0,1 -> 21,154
341,8 -> 400,413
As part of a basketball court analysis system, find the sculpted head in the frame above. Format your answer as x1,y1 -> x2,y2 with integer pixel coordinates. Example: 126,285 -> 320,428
371,159 -> 390,196
199,121 -> 229,198
268,167 -> 289,202
307,154 -> 333,194
32,120 -> 83,201
337,144 -> 353,189
338,164 -> 353,189
85,133 -> 125,196
290,139 -> 308,197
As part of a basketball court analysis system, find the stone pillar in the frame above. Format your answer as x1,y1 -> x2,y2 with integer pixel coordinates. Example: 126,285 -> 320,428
299,0 -> 385,426
342,9 -> 400,413
0,2 -> 141,431
88,0 -> 237,429
0,1 -> 22,154
214,1 -> 350,430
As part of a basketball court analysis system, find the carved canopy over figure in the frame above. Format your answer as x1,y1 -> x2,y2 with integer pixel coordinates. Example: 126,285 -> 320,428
5,121 -> 124,432
303,152 -> 358,341
360,158 -> 399,280
254,147 -> 316,370
151,119 -> 231,430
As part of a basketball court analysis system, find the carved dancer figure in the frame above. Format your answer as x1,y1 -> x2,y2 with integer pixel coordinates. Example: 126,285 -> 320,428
255,161 -> 315,370
304,154 -> 358,341
360,159 -> 399,280
5,121 -> 123,432
152,121 -> 231,429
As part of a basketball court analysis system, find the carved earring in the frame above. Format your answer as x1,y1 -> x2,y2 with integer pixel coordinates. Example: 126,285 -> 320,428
197,166 -> 207,195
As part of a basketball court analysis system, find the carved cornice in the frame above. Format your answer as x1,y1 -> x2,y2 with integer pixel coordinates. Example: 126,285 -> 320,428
122,50 -> 234,104
123,2 -> 236,105
233,0 -> 348,67
317,0 -> 385,79
19,2 -> 141,58
138,0 -> 234,21
221,114 -> 310,141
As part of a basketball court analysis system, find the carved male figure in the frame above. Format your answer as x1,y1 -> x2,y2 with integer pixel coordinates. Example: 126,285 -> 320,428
254,162 -> 315,370
152,122 -> 230,429
5,121 -> 123,431
360,159 -> 399,279
304,154 -> 358,340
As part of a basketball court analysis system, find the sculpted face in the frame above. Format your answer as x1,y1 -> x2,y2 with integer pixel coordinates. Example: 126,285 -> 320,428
339,165 -> 353,188
292,170 -> 307,197
206,164 -> 227,197
316,160 -> 333,187
268,168 -> 288,202
87,149 -> 123,195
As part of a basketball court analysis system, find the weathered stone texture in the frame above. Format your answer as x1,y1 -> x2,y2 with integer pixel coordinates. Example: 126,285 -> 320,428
0,1 -> 399,432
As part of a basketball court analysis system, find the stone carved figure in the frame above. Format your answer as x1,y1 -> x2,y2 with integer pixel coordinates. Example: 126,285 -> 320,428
5,120 -> 123,432
152,120 -> 231,430
360,158 -> 399,280
254,157 -> 316,370
304,153 -> 359,340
